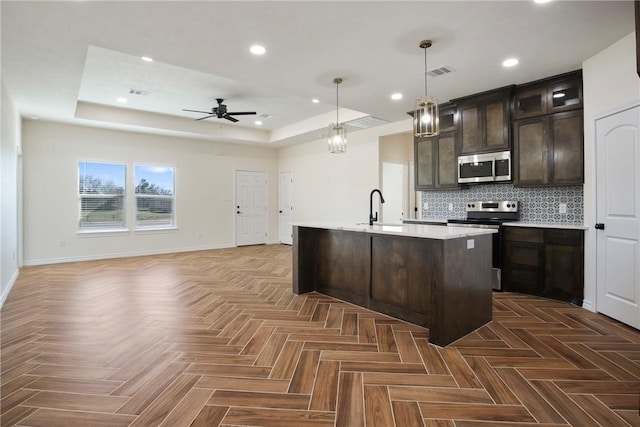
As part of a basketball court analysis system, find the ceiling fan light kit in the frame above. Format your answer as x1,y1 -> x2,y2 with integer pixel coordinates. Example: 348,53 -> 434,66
414,39 -> 440,137
182,98 -> 256,122
328,77 -> 347,154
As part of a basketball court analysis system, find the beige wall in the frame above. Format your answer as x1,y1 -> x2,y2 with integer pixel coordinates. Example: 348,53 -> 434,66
582,32 -> 640,311
278,119 -> 412,224
1,79 -> 21,305
22,120 -> 279,265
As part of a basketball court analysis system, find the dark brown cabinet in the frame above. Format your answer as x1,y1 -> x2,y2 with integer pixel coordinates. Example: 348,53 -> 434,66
414,105 -> 460,191
513,71 -> 584,187
452,86 -> 514,155
513,109 -> 584,186
503,226 -> 584,305
513,71 -> 582,119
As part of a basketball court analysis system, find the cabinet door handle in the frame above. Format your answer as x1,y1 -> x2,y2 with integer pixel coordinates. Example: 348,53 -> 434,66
595,223 -> 605,230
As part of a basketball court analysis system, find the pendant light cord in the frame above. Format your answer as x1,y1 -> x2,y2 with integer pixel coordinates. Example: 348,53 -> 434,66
336,81 -> 339,124
423,45 -> 428,98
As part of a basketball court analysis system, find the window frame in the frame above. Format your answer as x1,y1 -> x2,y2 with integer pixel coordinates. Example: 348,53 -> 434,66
133,163 -> 176,231
77,161 -> 127,232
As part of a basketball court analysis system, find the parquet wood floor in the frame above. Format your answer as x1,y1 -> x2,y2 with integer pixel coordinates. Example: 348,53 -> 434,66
1,244 -> 639,426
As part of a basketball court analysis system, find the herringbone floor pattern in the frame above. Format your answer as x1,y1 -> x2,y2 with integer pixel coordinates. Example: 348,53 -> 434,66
1,244 -> 639,426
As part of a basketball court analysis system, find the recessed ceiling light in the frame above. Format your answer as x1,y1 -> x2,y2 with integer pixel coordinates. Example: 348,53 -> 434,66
502,58 -> 519,67
534,0 -> 552,4
250,45 -> 266,55
117,97 -> 127,103
141,56 -> 153,62
312,99 -> 320,104
391,93 -> 403,101
254,120 -> 263,126
553,92 -> 566,98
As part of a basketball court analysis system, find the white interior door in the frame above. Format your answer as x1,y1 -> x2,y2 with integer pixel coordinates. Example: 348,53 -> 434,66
595,104 -> 640,329
382,162 -> 406,224
278,171 -> 293,245
236,170 -> 267,246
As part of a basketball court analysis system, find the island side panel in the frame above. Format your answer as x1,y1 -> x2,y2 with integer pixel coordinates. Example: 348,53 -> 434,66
292,226 -> 318,294
370,235 -> 437,328
315,229 -> 371,307
430,234 -> 493,346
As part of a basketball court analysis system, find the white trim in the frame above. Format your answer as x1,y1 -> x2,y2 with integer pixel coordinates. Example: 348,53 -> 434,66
77,229 -> 130,236
581,299 -> 594,312
0,269 -> 19,309
22,243 -> 235,266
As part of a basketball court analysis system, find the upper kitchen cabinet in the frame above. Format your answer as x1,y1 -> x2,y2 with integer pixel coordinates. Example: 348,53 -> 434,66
513,110 -> 584,187
513,70 -> 583,120
452,85 -> 514,155
513,70 -> 584,187
414,104 -> 460,191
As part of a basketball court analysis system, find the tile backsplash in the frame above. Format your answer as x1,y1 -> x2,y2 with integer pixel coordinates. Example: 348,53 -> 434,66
420,183 -> 583,224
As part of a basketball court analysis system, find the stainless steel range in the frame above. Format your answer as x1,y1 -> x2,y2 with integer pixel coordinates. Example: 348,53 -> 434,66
447,201 -> 519,291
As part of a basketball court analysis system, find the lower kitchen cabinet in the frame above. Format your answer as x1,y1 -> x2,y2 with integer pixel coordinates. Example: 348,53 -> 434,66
503,226 -> 584,305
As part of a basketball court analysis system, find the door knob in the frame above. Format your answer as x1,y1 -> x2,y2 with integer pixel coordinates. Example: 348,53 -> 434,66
595,223 -> 605,230
279,210 -> 283,213
237,211 -> 241,214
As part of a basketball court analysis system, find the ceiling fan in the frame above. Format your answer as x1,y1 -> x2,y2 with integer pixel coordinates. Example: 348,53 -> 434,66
182,98 -> 256,122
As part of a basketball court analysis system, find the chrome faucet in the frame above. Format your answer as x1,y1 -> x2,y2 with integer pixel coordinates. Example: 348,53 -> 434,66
369,189 -> 385,225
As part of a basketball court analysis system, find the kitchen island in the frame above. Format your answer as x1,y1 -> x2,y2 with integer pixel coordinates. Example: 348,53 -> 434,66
292,222 -> 496,346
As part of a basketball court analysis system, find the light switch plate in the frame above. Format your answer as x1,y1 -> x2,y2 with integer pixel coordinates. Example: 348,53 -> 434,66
559,203 -> 567,214
423,202 -> 429,210
467,239 -> 475,249
448,203 -> 453,211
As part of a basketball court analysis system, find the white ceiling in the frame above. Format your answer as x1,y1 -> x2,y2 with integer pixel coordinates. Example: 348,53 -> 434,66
1,1 -> 635,147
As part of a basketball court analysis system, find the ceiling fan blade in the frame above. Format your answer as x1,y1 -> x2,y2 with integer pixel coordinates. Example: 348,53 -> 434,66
183,109 -> 211,114
227,111 -> 256,116
195,115 -> 216,121
223,115 -> 239,123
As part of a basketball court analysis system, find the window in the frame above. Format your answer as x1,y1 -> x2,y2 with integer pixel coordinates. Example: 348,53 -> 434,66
78,162 -> 126,230
135,164 -> 175,229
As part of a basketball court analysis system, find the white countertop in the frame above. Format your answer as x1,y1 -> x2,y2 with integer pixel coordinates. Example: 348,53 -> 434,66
405,218 -> 587,230
293,222 -> 496,240
503,222 -> 588,230
402,218 -> 448,225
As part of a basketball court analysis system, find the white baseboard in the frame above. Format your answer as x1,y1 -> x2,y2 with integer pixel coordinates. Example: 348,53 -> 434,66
22,243 -> 237,266
581,299 -> 595,313
0,268 -> 19,309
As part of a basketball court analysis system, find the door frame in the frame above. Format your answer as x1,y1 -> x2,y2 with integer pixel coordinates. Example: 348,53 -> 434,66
234,169 -> 268,247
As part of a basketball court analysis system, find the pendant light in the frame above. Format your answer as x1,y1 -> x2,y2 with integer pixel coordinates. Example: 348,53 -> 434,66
328,77 -> 347,153
414,40 -> 439,137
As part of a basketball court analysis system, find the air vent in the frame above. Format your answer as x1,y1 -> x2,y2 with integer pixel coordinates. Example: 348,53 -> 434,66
346,116 -> 389,129
427,66 -> 454,77
129,88 -> 150,96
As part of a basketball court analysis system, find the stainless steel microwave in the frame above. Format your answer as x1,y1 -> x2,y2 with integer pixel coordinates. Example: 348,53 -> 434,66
458,151 -> 511,184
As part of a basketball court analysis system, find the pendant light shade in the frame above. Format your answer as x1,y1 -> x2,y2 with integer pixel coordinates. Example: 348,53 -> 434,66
414,40 -> 439,137
328,78 -> 347,153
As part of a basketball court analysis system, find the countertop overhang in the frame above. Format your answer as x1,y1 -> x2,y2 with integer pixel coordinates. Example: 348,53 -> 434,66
293,222 -> 496,240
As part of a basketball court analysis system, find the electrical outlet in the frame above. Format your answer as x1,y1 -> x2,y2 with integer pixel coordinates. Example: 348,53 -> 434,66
559,203 -> 567,214
423,202 -> 429,210
448,203 -> 453,211
467,239 -> 475,249
58,239 -> 65,248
